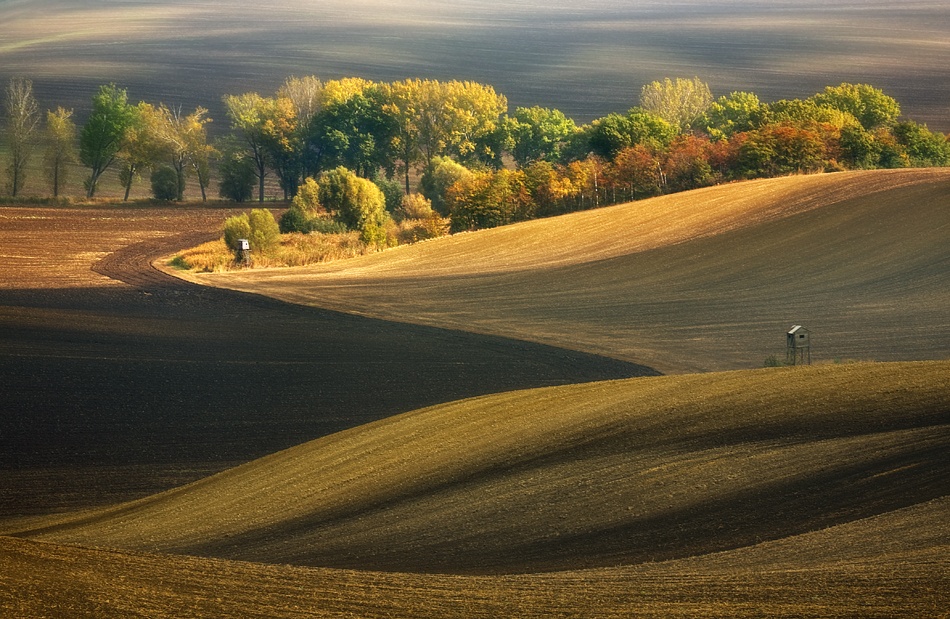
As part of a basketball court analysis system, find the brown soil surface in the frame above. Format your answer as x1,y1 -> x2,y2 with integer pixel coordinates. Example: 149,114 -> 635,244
0,205 -> 651,518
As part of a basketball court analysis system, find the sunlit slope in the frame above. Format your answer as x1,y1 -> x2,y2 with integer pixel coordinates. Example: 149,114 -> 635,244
12,361 -> 950,574
190,169 -> 950,373
4,495 -> 949,618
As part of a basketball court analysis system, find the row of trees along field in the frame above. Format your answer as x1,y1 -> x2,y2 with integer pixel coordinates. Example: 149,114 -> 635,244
3,76 -> 949,232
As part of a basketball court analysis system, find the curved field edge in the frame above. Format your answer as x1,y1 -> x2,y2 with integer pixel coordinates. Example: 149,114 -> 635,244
8,361 -> 949,575
169,169 -> 950,373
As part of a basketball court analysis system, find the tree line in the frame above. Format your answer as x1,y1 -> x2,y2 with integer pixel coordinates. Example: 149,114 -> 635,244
3,75 -> 949,232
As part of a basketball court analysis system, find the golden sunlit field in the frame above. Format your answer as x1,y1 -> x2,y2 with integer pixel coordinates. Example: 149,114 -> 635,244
187,168 -> 950,374
1,168 -> 948,616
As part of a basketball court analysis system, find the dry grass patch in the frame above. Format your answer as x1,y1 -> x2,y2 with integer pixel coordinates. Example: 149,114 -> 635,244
167,231 -> 374,272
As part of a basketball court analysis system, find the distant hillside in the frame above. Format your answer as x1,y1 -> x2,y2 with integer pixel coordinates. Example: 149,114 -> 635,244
10,362 -> 949,576
184,168 -> 950,373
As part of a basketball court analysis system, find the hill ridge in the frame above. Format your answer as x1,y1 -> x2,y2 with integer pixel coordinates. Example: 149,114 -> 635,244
11,361 -> 950,575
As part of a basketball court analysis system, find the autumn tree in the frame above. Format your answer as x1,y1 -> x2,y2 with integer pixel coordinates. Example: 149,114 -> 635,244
4,78 -> 41,196
118,102 -> 167,201
80,84 -> 136,198
605,145 -> 662,201
661,134 -> 714,192
43,107 -> 77,197
447,168 -> 534,232
640,77 -> 713,133
383,79 -> 507,193
522,160 -> 574,216
419,156 -> 473,216
157,104 -> 214,200
261,95 -> 301,199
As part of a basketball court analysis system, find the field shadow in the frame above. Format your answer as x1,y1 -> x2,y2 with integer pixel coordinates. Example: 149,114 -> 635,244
0,276 -> 655,517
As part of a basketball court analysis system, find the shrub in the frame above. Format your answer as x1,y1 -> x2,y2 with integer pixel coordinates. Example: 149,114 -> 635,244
248,208 -> 281,255
319,166 -> 390,235
279,204 -> 310,234
307,217 -> 348,235
420,157 -> 472,216
398,193 -> 435,220
375,178 -> 405,215
223,213 -> 251,251
395,194 -> 450,244
150,165 -> 180,201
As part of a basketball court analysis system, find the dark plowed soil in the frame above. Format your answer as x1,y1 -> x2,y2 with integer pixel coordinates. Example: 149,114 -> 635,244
0,207 -> 654,517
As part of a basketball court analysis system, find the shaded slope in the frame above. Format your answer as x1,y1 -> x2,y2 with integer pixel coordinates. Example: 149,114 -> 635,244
3,495 -> 949,618
188,169 -> 950,373
12,362 -> 949,575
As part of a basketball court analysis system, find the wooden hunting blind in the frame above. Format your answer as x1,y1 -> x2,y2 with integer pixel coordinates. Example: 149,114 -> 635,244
786,325 -> 811,365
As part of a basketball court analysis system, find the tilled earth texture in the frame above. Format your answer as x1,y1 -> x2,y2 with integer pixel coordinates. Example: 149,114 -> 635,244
0,206 -> 652,517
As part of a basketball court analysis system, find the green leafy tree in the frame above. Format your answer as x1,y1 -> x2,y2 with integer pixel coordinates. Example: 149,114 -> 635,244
279,75 -> 325,179
80,84 -> 137,198
703,91 -> 768,140
280,176 -> 331,233
223,92 -> 274,202
4,77 -> 41,196
313,85 -> 396,179
43,107 -> 77,197
893,121 -> 950,167
509,106 -> 576,166
839,124 -> 881,169
809,83 -> 901,130
588,108 -> 675,159
640,77 -> 713,132
217,137 -> 256,202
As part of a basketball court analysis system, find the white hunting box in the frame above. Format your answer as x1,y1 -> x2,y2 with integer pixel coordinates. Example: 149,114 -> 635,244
786,325 -> 811,365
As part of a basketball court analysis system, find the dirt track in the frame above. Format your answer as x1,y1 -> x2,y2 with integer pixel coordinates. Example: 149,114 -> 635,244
0,207 -> 653,518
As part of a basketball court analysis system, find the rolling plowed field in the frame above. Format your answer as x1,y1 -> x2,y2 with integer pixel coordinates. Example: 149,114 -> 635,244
2,169 -> 948,617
